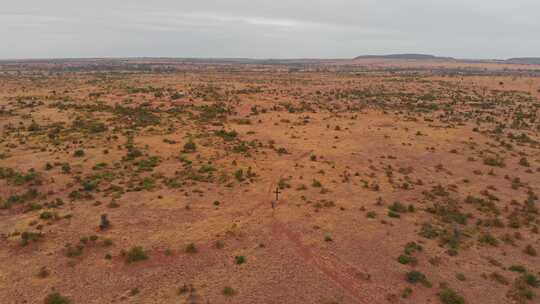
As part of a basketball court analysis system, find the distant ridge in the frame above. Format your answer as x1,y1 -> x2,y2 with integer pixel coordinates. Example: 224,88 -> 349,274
353,54 -> 540,65
505,57 -> 540,65
354,54 -> 455,60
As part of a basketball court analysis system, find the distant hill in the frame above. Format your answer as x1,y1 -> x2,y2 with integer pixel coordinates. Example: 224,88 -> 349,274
354,54 -> 455,60
505,58 -> 540,65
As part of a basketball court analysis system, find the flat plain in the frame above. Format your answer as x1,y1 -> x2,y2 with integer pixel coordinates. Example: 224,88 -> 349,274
1,59 -> 539,304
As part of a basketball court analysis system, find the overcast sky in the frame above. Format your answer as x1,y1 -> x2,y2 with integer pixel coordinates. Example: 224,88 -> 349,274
1,0 -> 539,59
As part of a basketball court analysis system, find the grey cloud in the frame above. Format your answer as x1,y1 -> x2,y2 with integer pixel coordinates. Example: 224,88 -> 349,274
0,0 -> 538,59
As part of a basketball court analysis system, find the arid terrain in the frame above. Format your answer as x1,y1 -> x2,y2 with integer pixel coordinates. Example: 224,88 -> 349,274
1,58 -> 540,304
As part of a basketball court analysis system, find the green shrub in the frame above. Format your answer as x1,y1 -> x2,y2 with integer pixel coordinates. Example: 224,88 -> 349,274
519,157 -> 530,167
389,202 -> 408,213
222,286 -> 236,296
483,157 -> 504,167
234,169 -> 244,182
419,223 -> 439,239
185,243 -> 198,253
40,211 -> 55,220
44,292 -> 70,304
125,246 -> 148,263
406,271 -> 431,287
183,139 -> 196,153
21,231 -> 42,245
398,254 -> 417,265
403,242 -> 423,255
232,142 -> 249,153
64,244 -> 84,257
124,146 -> 143,160
135,156 -> 160,172
478,233 -> 498,246
276,147 -> 288,155
401,287 -> 413,299
235,255 -> 246,265
214,130 -> 238,141
508,277 -> 535,304
73,149 -> 85,157
426,201 -> 468,225
523,273 -> 539,288
61,163 -> 71,173
509,265 -> 527,273
388,210 -> 401,218
438,287 -> 465,304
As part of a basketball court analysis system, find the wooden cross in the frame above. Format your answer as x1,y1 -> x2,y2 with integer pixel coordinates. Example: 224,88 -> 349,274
274,186 -> 281,202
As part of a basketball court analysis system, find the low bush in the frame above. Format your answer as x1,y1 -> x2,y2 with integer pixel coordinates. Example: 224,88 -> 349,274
44,292 -> 70,304
222,286 -> 236,296
438,287 -> 465,304
125,246 -> 148,263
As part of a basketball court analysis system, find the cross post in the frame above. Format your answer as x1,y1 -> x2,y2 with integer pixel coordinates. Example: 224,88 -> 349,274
274,186 -> 281,202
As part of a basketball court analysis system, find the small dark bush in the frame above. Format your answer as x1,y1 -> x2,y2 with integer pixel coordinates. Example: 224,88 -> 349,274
235,255 -> 246,265
44,292 -> 70,304
406,271 -> 431,287
125,246 -> 148,263
398,254 -> 417,265
524,245 -> 537,256
73,149 -> 85,157
222,286 -> 236,296
183,139 -> 197,153
438,287 -> 465,304
185,243 -> 198,253
479,233 -> 498,246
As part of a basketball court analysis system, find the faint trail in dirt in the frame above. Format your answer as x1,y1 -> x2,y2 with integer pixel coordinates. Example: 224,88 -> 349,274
248,149 -> 373,302
271,219 -> 373,304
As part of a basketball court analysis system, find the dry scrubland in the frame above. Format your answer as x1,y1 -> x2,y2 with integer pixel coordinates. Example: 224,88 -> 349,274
1,60 -> 540,304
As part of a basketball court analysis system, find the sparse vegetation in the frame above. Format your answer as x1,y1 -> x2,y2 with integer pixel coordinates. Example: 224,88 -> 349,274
222,286 -> 237,296
124,246 -> 148,263
1,58 -> 539,304
438,287 -> 465,304
44,292 -> 70,304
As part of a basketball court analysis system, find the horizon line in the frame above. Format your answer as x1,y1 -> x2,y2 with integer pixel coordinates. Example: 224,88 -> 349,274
0,54 -> 538,62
